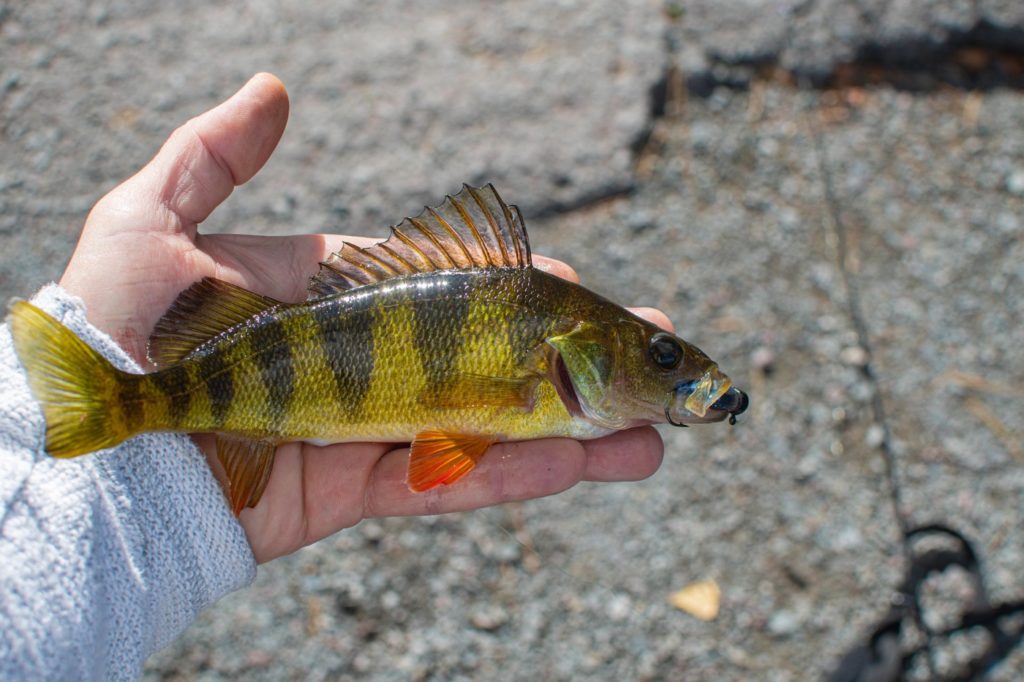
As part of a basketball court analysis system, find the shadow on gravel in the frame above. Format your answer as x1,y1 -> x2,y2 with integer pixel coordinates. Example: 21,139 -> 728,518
686,19 -> 1024,95
833,19 -> 1024,92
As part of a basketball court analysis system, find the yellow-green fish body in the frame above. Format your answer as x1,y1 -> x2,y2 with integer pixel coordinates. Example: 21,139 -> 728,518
9,185 -> 748,513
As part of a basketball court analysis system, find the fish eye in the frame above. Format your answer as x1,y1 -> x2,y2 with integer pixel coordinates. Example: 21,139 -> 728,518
649,332 -> 683,370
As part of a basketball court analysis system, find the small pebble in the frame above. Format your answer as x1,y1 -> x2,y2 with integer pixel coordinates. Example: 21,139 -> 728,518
606,594 -> 632,622
751,345 -> 775,371
470,605 -> 509,632
1006,170 -> 1024,196
245,649 -> 273,667
839,346 -> 869,367
381,591 -> 400,610
865,424 -> 886,448
768,609 -> 802,637
271,193 -> 297,218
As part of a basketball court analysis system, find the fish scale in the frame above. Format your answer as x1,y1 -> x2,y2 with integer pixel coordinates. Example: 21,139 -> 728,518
8,184 -> 748,515
311,299 -> 375,423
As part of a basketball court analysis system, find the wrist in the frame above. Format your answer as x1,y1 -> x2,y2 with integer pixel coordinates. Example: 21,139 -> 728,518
22,284 -> 258,649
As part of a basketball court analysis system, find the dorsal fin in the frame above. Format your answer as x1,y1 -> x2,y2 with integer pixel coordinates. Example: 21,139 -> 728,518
308,183 -> 532,299
148,277 -> 282,366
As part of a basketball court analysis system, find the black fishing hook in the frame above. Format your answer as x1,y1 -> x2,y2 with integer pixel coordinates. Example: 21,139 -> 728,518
665,405 -> 688,427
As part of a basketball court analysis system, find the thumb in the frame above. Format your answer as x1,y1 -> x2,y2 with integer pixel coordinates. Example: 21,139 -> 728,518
102,72 -> 290,235
57,74 -> 288,358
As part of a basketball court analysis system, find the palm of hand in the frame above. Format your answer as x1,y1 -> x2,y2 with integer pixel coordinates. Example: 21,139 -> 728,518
57,74 -> 664,563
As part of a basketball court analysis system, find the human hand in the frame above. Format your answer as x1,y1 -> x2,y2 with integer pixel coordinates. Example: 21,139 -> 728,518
59,73 -> 668,563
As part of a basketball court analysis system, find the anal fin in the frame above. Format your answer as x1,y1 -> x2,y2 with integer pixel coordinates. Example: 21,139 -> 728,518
215,436 -> 278,515
407,431 -> 496,493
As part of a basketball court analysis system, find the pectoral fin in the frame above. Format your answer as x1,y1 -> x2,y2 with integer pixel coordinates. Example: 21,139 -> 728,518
407,431 -> 496,492
432,373 -> 541,410
215,436 -> 277,515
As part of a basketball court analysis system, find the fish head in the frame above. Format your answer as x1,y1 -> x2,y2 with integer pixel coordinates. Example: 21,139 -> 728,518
547,316 -> 748,430
619,318 -> 748,426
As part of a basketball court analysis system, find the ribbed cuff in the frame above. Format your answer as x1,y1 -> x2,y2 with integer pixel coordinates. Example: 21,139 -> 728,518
25,285 -> 257,652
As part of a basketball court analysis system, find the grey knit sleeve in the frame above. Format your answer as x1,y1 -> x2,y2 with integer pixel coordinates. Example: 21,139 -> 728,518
0,284 -> 256,681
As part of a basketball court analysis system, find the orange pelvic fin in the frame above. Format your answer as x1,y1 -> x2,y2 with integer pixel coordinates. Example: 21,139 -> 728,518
215,436 -> 277,515
407,431 -> 496,493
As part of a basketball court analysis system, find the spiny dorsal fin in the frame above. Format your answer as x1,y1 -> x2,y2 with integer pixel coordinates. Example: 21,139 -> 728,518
308,183 -> 531,299
148,277 -> 283,366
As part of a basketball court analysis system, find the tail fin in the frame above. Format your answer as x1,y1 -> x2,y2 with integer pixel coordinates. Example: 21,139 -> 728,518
8,301 -> 135,458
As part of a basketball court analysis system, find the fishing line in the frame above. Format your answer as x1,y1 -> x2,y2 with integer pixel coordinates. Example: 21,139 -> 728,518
809,104 -> 1024,680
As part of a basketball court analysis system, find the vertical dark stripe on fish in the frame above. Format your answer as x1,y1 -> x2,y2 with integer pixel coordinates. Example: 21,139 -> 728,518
501,271 -> 535,366
312,303 -> 374,419
249,314 -> 295,429
118,376 -> 144,433
413,280 -> 471,398
152,364 -> 192,428
199,349 -> 234,427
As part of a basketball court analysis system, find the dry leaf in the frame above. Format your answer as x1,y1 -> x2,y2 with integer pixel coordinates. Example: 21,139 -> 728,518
669,578 -> 721,621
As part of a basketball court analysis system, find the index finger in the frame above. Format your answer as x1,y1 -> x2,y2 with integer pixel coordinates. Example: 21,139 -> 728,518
361,438 -> 586,518
531,255 -> 579,283
360,425 -> 665,519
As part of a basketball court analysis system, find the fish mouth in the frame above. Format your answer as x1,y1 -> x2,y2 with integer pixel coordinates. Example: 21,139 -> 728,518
666,367 -> 749,426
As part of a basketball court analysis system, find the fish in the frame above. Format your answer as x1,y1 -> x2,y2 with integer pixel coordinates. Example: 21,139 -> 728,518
8,184 -> 748,514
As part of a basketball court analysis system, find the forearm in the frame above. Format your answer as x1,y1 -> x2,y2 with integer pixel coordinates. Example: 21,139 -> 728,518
0,285 -> 256,680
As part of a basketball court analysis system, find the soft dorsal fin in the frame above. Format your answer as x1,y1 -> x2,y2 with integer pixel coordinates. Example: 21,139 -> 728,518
308,183 -> 532,299
148,277 -> 282,366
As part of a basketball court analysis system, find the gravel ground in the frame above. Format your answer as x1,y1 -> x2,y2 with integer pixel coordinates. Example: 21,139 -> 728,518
2,1 -> 1023,680
0,0 -> 664,298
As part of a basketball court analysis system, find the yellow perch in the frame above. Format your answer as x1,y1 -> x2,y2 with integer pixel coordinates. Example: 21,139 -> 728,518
9,184 -> 748,514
